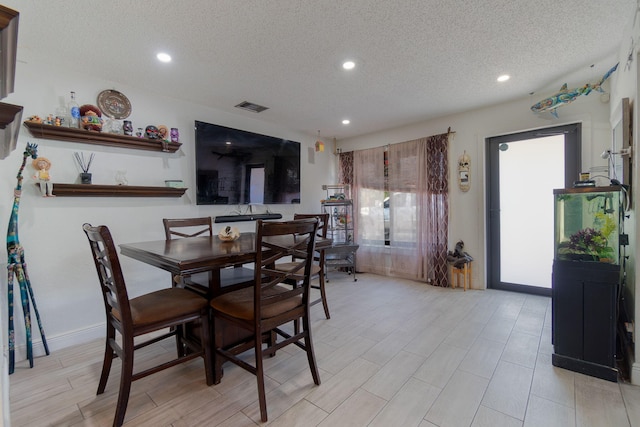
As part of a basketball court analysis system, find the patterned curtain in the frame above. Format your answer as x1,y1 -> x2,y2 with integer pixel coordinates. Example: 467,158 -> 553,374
338,151 -> 353,189
424,133 -> 449,286
345,133 -> 449,285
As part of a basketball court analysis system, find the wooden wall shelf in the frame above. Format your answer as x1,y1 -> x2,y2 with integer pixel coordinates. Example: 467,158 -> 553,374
0,5 -> 19,99
23,121 -> 182,153
0,5 -> 21,159
46,183 -> 187,197
0,101 -> 22,159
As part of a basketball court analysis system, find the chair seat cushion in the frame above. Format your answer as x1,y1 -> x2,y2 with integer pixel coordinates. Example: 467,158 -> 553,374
276,262 -> 321,277
210,285 -> 301,320
122,288 -> 208,327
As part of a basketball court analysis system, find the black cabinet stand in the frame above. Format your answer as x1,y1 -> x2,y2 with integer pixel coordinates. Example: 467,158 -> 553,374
552,260 -> 619,382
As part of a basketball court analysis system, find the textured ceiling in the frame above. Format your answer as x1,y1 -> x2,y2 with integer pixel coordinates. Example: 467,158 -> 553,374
5,0 -> 637,140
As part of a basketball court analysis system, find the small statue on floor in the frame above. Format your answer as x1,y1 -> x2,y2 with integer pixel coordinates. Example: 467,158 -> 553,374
447,240 -> 473,268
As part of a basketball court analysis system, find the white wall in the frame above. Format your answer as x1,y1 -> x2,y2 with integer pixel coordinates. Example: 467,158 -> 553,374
0,59 -> 336,359
338,91 -> 612,291
609,10 -> 640,385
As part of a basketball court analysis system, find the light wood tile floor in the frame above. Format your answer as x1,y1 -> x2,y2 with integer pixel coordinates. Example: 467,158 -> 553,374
9,273 -> 640,426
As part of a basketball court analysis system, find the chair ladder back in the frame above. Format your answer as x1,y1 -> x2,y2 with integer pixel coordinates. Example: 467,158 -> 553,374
83,223 -> 133,328
163,217 -> 213,240
209,217 -> 322,422
254,219 -> 318,310
83,222 -> 214,426
293,213 -> 328,262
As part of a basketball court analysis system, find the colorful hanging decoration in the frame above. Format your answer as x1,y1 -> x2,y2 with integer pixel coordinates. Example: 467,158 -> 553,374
315,130 -> 325,152
458,151 -> 470,192
530,63 -> 619,118
6,143 -> 50,374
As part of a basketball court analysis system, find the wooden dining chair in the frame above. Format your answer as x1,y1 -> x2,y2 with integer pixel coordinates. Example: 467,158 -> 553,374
162,217 -> 213,292
277,213 -> 331,319
163,216 -> 213,240
163,217 -> 254,297
210,218 -> 321,422
83,223 -> 213,427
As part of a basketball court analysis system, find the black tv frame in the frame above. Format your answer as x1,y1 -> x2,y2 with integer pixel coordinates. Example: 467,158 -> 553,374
195,120 -> 301,205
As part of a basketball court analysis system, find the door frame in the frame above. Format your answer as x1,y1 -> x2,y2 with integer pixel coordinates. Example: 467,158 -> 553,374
485,123 -> 581,296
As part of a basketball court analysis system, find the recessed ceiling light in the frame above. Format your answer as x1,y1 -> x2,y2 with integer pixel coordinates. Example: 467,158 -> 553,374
497,74 -> 510,82
342,119 -> 350,125
342,61 -> 355,70
157,52 -> 172,63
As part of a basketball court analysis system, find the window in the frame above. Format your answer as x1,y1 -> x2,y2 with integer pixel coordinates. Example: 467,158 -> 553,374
351,133 -> 449,284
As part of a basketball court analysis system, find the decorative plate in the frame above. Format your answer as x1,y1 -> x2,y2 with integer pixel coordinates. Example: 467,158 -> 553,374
97,89 -> 132,119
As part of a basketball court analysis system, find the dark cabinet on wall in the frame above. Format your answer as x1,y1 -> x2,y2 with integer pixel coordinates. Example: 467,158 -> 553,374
0,5 -> 23,160
551,186 -> 626,382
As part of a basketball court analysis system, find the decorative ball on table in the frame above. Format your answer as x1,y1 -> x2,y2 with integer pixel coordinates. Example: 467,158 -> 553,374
218,226 -> 240,241
79,105 -> 103,131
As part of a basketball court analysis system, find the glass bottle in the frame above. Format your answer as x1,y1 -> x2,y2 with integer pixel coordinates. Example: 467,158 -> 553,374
68,91 -> 80,128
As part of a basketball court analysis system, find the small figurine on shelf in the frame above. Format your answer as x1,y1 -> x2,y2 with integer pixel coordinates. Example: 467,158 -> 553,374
123,120 -> 133,136
145,125 -> 159,139
32,156 -> 54,197
170,127 -> 179,143
158,125 -> 169,141
136,127 -> 143,138
79,105 -> 103,132
115,170 -> 128,186
103,118 -> 122,134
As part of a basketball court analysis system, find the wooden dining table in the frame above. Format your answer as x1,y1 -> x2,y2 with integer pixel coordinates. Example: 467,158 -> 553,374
120,233 -> 258,296
119,232 -> 331,377
119,232 -> 332,295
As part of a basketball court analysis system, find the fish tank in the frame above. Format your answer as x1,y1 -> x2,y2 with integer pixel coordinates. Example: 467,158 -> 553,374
553,186 -> 625,265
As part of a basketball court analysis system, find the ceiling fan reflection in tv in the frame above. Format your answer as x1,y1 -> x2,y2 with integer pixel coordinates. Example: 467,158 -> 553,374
195,120 -> 301,205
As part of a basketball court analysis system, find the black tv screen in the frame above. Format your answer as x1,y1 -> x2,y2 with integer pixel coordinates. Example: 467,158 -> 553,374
195,121 -> 301,205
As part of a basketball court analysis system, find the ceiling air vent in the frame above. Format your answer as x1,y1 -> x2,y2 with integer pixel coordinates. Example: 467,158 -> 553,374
234,101 -> 269,113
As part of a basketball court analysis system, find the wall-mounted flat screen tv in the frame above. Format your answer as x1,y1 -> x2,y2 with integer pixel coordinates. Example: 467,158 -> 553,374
195,120 -> 301,205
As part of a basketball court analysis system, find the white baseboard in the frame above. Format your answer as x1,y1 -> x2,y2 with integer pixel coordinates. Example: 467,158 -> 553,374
11,323 -> 104,361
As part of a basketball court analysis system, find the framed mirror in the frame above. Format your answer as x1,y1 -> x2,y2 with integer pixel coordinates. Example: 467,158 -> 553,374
610,97 -> 631,185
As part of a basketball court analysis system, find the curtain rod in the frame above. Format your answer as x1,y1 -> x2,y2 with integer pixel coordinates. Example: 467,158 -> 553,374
344,127 -> 457,153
